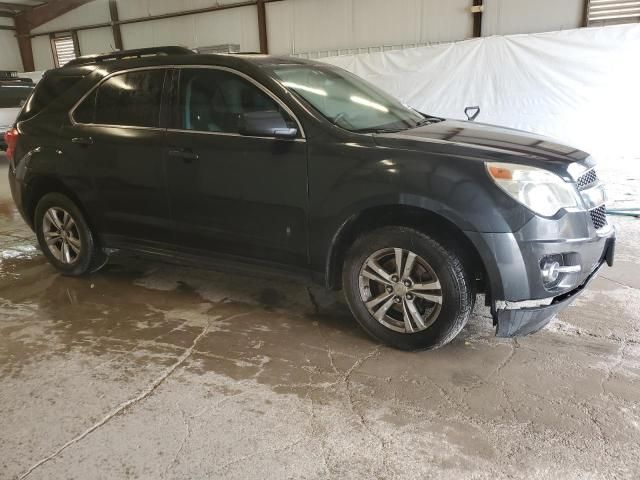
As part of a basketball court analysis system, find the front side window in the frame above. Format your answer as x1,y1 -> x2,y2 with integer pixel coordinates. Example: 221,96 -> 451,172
176,68 -> 294,134
268,64 -> 424,133
75,69 -> 166,127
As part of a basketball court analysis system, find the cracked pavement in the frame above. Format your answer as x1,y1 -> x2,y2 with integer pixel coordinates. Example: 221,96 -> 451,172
1,157 -> 639,479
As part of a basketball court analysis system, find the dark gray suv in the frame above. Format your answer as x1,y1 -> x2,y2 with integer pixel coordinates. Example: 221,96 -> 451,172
6,47 -> 615,350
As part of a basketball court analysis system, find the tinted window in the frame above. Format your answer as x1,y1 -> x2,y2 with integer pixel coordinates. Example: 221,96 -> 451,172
91,69 -> 165,127
0,83 -> 34,108
20,74 -> 83,120
177,68 -> 292,134
73,90 -> 96,124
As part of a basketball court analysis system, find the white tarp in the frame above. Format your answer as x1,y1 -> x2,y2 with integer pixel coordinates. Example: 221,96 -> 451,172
321,24 -> 640,163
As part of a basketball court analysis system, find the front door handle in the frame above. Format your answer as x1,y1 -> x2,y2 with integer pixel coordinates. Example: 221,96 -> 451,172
168,148 -> 199,162
72,136 -> 94,146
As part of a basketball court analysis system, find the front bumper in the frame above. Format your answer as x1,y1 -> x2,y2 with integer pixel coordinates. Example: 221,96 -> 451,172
494,235 -> 615,337
466,211 -> 616,337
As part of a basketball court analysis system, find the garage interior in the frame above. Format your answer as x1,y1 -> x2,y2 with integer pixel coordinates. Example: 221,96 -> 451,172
1,0 -> 639,479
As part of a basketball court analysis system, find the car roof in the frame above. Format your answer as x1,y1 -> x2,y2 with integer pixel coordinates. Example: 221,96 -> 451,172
57,49 -> 321,78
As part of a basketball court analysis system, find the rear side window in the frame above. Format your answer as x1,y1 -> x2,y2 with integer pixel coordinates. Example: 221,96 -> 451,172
0,83 -> 34,108
20,74 -> 84,120
74,69 -> 166,128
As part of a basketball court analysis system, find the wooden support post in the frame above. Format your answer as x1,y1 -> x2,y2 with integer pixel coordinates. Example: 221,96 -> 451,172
257,0 -> 268,54
108,0 -> 123,50
472,0 -> 483,37
14,16 -> 34,72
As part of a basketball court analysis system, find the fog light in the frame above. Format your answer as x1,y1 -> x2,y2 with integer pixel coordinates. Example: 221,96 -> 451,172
541,261 -> 561,284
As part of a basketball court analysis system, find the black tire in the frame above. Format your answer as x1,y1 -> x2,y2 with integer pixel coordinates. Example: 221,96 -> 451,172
342,226 -> 474,351
34,193 -> 107,276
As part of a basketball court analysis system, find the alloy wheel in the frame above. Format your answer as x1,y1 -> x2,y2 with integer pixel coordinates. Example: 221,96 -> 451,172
42,207 -> 82,264
358,248 -> 442,333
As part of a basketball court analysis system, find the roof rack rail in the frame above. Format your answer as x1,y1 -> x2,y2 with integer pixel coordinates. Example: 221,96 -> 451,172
0,70 -> 18,80
0,70 -> 34,83
65,46 -> 193,67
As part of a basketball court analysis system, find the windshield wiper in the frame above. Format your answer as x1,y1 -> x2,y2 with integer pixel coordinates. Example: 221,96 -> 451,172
414,116 -> 443,127
354,127 -> 406,134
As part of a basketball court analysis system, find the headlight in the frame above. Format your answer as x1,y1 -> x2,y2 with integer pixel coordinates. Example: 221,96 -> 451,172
485,162 -> 579,217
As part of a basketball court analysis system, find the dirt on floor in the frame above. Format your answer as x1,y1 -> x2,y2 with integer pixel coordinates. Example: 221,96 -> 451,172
1,157 -> 639,480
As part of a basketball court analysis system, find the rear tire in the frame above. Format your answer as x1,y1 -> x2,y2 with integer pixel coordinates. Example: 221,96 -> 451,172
34,193 -> 107,276
342,226 -> 474,351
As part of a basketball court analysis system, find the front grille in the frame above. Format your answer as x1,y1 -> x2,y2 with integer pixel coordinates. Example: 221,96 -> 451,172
577,169 -> 598,190
590,205 -> 607,230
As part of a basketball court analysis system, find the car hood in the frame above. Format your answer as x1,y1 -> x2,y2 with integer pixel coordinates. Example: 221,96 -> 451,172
374,119 -> 592,169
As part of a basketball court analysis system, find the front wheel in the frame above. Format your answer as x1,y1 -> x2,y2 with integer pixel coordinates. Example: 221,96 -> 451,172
342,227 -> 474,351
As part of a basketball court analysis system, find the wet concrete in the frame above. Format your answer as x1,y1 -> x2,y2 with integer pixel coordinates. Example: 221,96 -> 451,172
1,155 -> 639,479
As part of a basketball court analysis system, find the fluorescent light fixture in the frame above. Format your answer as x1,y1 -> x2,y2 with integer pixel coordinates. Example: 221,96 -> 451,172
282,82 -> 327,97
108,76 -> 134,91
350,95 -> 389,113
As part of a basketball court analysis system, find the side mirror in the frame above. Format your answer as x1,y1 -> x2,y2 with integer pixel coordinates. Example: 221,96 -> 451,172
464,106 -> 480,121
239,110 -> 298,139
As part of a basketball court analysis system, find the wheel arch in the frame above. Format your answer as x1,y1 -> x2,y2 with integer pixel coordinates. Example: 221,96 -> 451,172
325,204 -> 488,297
25,175 -> 95,233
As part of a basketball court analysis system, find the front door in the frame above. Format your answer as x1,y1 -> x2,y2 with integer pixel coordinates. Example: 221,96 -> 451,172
165,67 -> 308,268
67,68 -> 172,246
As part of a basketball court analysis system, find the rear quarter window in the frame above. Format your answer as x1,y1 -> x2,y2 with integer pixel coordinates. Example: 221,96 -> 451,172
19,74 -> 85,121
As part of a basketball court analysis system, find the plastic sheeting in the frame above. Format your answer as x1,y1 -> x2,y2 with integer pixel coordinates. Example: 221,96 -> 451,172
321,24 -> 640,162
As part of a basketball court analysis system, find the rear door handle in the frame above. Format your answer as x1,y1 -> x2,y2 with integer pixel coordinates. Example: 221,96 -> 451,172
72,136 -> 94,146
168,148 -> 199,162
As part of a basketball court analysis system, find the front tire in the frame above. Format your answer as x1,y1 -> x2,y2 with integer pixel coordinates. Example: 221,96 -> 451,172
342,226 -> 474,351
34,193 -> 106,276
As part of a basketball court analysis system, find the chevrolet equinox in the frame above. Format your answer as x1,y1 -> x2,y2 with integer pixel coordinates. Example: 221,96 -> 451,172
6,47 -> 616,350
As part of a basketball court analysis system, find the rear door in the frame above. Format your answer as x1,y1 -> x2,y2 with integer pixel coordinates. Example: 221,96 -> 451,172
66,68 -> 172,246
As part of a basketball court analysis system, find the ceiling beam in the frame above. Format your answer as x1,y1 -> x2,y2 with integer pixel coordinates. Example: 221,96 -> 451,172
14,0 -> 97,72
27,0 -> 285,38
16,0 -> 97,31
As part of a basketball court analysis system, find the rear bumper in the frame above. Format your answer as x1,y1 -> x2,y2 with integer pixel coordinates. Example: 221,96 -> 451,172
7,163 -> 31,228
494,236 -> 614,337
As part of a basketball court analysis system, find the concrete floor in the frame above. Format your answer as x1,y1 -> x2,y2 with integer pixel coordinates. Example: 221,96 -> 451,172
1,155 -> 639,480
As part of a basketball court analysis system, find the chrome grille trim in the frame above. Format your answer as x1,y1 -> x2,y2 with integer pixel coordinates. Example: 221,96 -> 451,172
589,205 -> 607,230
577,168 -> 598,191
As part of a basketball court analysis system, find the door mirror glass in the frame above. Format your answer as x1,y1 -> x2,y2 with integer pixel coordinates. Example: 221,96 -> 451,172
239,110 -> 298,139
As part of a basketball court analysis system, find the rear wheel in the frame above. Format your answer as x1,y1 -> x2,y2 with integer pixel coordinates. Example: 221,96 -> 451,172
342,226 -> 474,351
34,193 -> 106,276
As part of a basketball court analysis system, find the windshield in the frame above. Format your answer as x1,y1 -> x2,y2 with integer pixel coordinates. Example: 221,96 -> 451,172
269,64 -> 425,133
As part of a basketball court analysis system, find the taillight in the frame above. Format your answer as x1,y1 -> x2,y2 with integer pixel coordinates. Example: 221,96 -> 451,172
4,127 -> 18,162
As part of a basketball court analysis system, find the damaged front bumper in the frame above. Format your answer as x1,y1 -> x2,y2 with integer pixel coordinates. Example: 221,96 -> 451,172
494,235 -> 615,337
